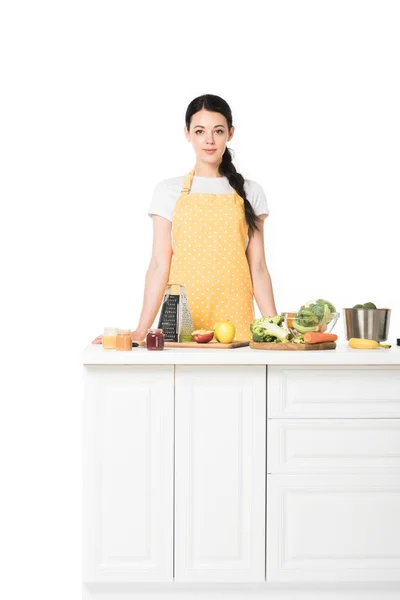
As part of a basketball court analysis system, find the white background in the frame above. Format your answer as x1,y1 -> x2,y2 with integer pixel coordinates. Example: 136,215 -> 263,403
1,1 -> 399,598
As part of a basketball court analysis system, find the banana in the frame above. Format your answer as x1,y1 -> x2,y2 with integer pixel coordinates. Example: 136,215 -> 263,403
348,338 -> 391,349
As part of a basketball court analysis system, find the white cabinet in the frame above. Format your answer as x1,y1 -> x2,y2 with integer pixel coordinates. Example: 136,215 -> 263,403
266,365 -> 400,583
83,366 -> 174,582
174,366 -> 266,582
267,474 -> 400,582
82,358 -> 400,591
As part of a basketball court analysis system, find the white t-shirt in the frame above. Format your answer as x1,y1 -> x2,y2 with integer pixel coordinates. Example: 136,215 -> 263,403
147,175 -> 269,222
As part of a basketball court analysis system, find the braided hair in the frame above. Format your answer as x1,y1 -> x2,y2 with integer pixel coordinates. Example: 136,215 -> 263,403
185,94 -> 261,237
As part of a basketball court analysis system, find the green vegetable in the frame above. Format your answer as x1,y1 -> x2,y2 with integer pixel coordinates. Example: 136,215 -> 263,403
319,303 -> 332,332
292,299 -> 336,334
352,302 -> 377,309
250,316 -> 290,342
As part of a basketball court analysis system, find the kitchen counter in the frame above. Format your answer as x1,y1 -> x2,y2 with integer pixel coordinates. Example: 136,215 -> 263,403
82,343 -> 400,600
82,342 -> 400,365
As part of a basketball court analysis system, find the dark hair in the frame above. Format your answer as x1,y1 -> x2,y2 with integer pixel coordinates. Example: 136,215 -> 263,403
185,94 -> 261,237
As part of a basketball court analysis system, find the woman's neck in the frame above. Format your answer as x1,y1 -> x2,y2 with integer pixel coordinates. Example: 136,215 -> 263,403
194,160 -> 224,178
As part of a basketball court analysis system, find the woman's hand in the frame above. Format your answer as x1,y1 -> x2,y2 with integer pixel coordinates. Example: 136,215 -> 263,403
131,329 -> 147,342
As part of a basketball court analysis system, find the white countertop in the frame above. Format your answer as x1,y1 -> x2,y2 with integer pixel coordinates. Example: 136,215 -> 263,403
82,343 -> 400,366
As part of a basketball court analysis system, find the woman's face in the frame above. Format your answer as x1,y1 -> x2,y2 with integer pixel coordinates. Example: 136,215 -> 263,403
185,109 -> 234,166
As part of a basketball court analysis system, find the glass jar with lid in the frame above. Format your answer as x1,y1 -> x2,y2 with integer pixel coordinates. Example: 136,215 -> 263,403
146,328 -> 165,351
116,329 -> 132,351
102,327 -> 119,349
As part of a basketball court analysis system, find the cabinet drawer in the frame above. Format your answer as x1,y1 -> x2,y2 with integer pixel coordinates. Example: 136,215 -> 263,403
266,473 -> 400,582
268,366 -> 400,418
268,419 -> 400,473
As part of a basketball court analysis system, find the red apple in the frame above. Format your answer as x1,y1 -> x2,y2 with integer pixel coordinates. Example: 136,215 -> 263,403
191,329 -> 214,343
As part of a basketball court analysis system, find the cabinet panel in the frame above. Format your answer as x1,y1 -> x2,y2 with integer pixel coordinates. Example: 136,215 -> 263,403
268,366 -> 400,418
175,366 -> 266,582
83,366 -> 174,582
267,474 -> 400,582
268,419 -> 400,473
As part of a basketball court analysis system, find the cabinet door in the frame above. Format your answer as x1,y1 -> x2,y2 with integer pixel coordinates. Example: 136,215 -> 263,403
83,365 -> 174,582
174,365 -> 266,582
267,474 -> 400,582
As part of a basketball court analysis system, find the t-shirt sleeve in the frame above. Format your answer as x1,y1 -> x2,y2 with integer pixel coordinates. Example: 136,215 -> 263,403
244,180 -> 270,216
147,180 -> 176,222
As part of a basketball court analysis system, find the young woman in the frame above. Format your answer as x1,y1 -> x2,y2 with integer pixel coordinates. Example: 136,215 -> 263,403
93,94 -> 277,343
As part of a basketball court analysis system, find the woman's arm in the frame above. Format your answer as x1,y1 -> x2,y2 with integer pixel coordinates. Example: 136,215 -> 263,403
131,215 -> 173,340
246,215 -> 278,317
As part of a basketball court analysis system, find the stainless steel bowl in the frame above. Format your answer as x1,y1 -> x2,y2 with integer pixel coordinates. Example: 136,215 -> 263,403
343,308 -> 391,341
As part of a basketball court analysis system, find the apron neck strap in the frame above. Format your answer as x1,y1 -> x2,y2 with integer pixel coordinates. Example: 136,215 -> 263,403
181,168 -> 196,194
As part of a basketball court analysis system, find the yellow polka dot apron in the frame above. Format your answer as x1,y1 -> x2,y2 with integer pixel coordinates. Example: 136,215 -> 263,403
168,168 -> 255,341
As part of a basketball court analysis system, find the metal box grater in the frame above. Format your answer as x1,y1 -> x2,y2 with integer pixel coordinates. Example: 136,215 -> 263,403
157,284 -> 194,342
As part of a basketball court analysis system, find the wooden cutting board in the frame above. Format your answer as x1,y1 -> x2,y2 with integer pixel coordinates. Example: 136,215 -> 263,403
138,340 -> 250,349
250,341 -> 337,351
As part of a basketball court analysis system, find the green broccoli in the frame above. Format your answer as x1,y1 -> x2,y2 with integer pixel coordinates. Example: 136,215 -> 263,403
292,319 -> 320,334
319,303 -> 333,332
293,299 -> 336,334
250,316 -> 290,342
322,299 -> 336,313
270,314 -> 284,326
352,302 -> 377,309
308,303 -> 325,320
252,331 -> 266,343
250,318 -> 266,334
